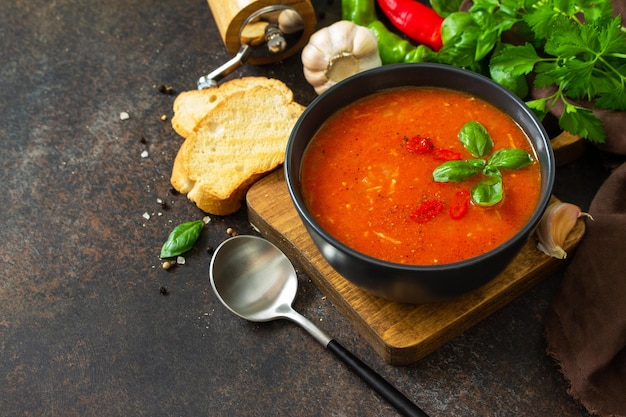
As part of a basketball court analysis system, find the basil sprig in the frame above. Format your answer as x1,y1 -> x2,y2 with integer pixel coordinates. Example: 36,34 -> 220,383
432,121 -> 533,206
160,219 -> 204,258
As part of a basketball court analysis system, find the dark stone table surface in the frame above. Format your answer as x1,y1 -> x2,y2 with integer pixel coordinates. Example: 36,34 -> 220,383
1,1 -> 621,416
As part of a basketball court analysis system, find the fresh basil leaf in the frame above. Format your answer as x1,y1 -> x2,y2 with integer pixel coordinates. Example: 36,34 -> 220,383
458,121 -> 494,158
486,148 -> 533,170
475,29 -> 499,61
490,43 -> 541,77
467,159 -> 487,170
490,67 -> 529,99
432,160 -> 482,182
430,0 -> 464,17
482,165 -> 502,178
439,12 -> 482,67
160,219 -> 204,258
441,12 -> 477,45
471,176 -> 503,206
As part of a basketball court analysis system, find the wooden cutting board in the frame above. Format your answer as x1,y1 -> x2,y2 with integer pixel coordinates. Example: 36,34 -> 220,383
246,169 -> 586,365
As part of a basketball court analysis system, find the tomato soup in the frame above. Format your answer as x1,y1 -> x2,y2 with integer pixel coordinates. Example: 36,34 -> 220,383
300,87 -> 541,265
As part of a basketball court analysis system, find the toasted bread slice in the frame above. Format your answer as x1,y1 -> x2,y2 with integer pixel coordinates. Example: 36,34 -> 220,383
170,79 -> 304,215
171,76 -> 292,138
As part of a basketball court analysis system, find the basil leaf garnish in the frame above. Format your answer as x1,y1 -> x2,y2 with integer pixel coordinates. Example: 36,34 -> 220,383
430,120 -> 533,209
471,176 -> 503,206
160,219 -> 204,258
432,160 -> 482,182
458,121 -> 494,158
482,165 -> 502,178
486,148 -> 533,170
467,159 -> 487,170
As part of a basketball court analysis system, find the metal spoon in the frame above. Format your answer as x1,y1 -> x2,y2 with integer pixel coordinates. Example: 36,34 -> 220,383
209,235 -> 430,417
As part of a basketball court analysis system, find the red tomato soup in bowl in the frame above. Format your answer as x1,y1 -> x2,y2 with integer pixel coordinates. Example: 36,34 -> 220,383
300,87 -> 541,265
285,63 -> 554,303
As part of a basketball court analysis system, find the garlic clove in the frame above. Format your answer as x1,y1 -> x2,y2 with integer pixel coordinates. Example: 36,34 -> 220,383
536,201 -> 593,259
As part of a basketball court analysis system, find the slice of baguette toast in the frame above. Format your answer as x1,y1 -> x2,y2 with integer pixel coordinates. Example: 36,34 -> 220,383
171,77 -> 291,138
170,78 -> 305,215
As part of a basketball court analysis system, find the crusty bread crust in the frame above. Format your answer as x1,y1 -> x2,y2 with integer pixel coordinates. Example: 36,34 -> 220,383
171,77 -> 294,139
170,77 -> 304,215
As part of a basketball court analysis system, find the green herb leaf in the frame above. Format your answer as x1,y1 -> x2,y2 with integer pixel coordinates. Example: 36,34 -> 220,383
523,5 -> 567,39
430,0 -> 464,17
476,29 -> 499,61
467,159 -> 488,170
432,160 -> 483,182
471,176 -> 503,206
532,61 -> 560,88
458,121 -> 494,158
599,17 -> 626,56
486,148 -> 534,170
595,83 -> 626,111
449,0 -> 623,144
490,43 -> 542,78
160,220 -> 204,258
543,20 -> 588,58
439,12 -> 483,67
559,105 -> 606,144
489,66 -> 529,98
524,98 -> 549,121
482,165 -> 502,178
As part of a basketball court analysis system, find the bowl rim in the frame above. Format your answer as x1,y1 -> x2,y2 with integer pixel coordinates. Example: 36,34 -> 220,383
285,63 -> 555,272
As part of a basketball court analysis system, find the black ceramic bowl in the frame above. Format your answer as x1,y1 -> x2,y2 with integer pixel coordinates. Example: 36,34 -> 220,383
285,63 -> 555,304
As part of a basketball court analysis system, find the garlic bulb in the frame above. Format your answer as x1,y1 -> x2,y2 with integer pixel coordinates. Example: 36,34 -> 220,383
536,201 -> 593,259
301,20 -> 382,95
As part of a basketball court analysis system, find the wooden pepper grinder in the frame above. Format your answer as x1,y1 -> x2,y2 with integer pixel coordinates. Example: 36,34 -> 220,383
206,0 -> 316,65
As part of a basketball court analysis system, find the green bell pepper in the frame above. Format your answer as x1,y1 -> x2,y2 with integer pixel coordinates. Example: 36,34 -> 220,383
341,0 -> 436,64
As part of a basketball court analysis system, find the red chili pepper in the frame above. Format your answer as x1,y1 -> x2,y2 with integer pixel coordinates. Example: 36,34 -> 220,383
376,0 -> 444,51
449,190 -> 470,220
410,199 -> 445,224
433,148 -> 462,161
406,135 -> 433,154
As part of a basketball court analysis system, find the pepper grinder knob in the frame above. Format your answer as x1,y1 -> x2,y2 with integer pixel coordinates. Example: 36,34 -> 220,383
265,24 -> 287,55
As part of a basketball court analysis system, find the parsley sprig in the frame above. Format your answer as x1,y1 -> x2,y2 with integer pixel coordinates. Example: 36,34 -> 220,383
431,0 -> 626,143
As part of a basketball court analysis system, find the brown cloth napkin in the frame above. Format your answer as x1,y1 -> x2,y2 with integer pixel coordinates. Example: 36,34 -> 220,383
544,161 -> 626,416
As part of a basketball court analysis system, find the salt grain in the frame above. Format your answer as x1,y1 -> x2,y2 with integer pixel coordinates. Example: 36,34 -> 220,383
141,150 -> 149,158
120,111 -> 130,120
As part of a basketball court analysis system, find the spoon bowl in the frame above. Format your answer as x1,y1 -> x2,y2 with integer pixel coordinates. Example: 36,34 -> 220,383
209,235 -> 430,417
210,235 -> 298,322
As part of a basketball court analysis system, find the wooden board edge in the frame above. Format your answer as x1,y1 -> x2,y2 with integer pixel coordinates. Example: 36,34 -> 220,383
552,131 -> 586,167
246,172 -> 588,365
383,218 -> 587,365
248,201 -> 396,359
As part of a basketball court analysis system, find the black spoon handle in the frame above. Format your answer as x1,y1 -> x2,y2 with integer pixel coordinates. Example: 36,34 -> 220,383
327,339 -> 430,417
